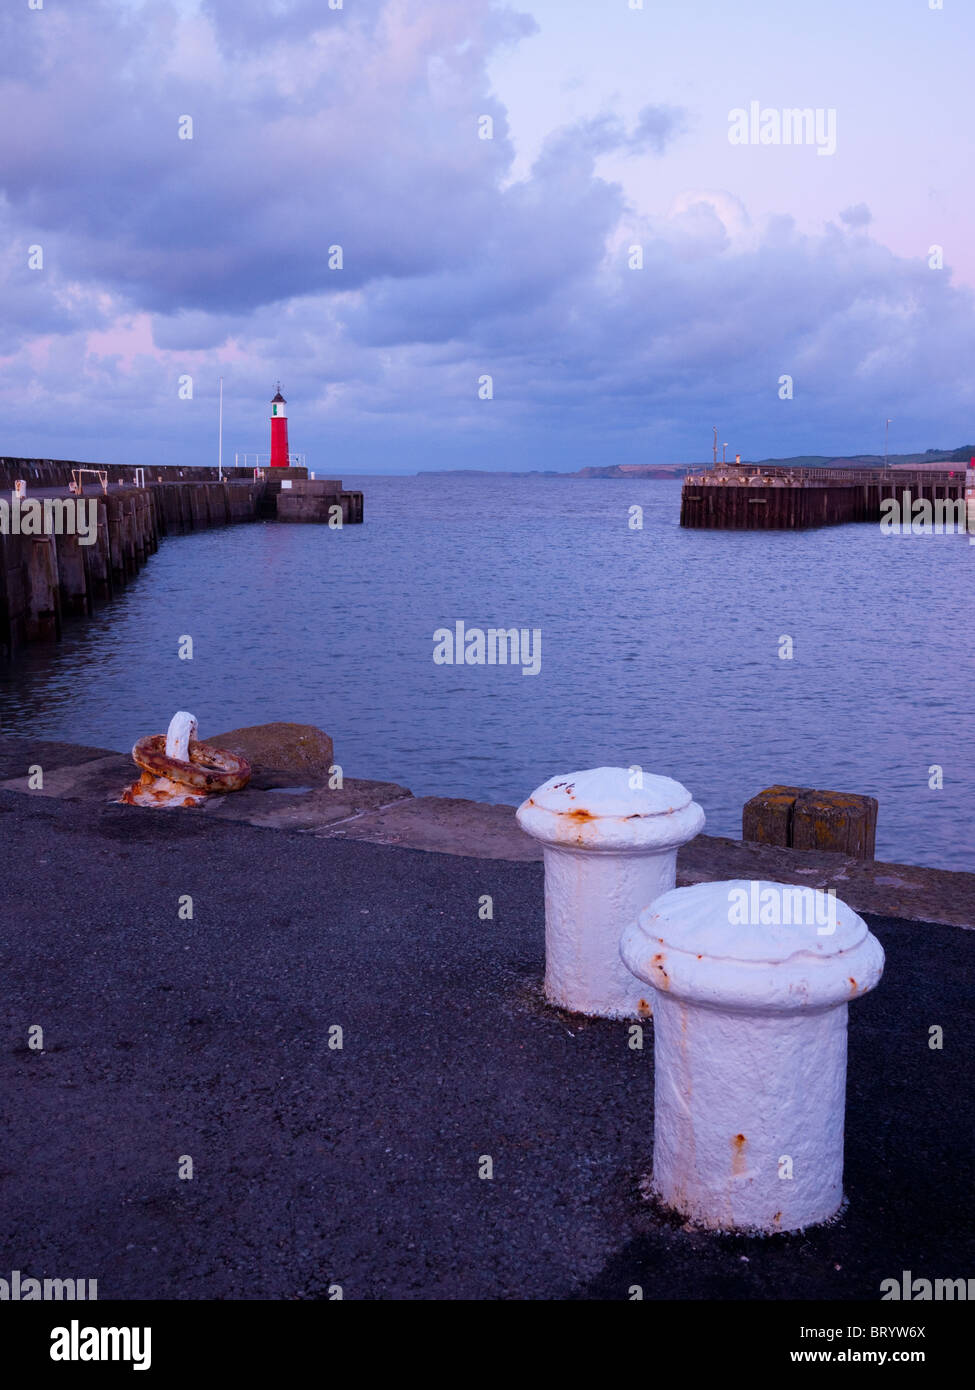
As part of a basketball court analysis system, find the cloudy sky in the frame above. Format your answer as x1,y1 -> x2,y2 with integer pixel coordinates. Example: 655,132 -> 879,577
2,0 -> 973,472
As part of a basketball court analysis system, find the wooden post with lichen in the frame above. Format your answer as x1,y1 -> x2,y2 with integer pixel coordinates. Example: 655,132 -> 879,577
742,785 -> 811,847
792,789 -> 878,859
743,785 -> 877,859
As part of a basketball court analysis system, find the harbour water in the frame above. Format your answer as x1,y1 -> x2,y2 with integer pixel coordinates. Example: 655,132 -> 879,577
1,475 -> 972,870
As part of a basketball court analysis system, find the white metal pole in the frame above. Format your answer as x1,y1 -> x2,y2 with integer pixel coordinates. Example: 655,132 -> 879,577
218,377 -> 224,481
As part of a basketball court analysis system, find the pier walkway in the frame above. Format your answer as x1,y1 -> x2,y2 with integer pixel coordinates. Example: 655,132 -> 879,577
0,736 -> 972,1299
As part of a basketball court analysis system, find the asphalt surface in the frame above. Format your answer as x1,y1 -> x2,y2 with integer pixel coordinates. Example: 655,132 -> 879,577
1,788 -> 972,1300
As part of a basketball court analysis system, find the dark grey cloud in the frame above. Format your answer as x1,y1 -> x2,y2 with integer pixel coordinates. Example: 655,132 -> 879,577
630,104 -> 687,154
1,1 -> 973,472
198,0 -> 384,52
840,203 -> 873,228
0,0 -> 537,314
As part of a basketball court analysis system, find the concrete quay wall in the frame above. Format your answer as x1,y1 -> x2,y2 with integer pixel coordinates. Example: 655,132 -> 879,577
1,734 -> 971,928
681,469 -> 967,530
276,480 -> 364,524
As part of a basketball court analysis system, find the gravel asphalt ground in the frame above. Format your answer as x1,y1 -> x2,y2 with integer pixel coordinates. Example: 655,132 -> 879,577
1,788 -> 972,1300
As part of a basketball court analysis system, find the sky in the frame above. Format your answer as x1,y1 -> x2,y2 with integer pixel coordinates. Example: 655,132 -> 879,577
1,0 -> 973,472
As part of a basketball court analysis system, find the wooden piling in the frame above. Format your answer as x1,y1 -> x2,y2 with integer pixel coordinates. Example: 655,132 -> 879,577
56,532 -> 91,618
25,537 -> 61,642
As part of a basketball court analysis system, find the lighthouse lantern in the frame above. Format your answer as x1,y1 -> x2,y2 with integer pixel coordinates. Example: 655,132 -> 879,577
269,383 -> 290,467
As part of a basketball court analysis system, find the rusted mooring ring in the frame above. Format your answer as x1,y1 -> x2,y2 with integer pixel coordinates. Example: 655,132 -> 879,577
132,735 -> 250,793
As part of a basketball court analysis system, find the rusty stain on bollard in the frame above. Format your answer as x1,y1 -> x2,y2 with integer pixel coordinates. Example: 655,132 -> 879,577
121,711 -> 251,808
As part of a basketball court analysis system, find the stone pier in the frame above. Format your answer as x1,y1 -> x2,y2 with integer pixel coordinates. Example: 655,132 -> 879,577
0,456 -> 363,660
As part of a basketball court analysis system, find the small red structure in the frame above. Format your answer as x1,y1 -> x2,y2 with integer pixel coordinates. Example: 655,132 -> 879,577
269,384 -> 290,468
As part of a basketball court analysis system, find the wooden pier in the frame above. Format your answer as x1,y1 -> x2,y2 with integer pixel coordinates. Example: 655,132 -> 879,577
680,464 -> 967,530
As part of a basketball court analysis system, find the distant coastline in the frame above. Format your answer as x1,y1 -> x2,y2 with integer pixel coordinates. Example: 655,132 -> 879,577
416,444 -> 975,480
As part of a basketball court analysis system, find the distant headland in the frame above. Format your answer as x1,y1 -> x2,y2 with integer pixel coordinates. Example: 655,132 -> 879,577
417,444 -> 975,480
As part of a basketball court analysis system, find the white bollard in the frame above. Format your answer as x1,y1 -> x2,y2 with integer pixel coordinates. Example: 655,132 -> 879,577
620,879 -> 885,1233
516,767 -> 705,1018
128,711 -> 203,807
165,711 -> 199,762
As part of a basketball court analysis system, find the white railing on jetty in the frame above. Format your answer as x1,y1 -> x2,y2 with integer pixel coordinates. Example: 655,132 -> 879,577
234,452 -> 306,469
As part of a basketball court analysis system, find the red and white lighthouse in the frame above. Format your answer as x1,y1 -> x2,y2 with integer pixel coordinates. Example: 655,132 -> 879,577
269,383 -> 290,468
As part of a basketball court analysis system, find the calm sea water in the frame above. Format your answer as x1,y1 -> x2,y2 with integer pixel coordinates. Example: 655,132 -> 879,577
1,475 -> 972,870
